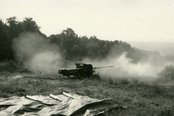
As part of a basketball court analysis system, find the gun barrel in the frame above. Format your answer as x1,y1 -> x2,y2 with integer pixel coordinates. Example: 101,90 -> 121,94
93,65 -> 113,69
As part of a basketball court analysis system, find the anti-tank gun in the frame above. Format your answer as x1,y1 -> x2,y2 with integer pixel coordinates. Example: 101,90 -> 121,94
58,63 -> 113,79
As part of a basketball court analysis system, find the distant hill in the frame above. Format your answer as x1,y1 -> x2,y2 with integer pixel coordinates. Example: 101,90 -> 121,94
128,41 -> 174,56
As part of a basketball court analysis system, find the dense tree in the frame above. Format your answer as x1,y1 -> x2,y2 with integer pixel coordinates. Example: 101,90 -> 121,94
22,18 -> 40,32
49,28 -> 134,61
0,20 -> 10,60
0,17 -> 156,62
0,17 -> 41,60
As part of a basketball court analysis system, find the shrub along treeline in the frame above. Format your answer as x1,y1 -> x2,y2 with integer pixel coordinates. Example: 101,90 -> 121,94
0,17 -> 159,62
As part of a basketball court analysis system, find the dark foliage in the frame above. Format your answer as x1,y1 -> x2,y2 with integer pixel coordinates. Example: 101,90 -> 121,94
0,17 -> 154,62
0,17 -> 42,60
157,65 -> 174,83
49,28 -> 132,60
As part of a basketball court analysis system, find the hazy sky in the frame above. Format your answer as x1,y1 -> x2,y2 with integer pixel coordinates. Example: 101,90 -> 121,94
0,0 -> 174,42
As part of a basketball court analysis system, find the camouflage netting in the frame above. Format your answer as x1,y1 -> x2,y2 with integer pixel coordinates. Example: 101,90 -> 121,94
0,92 -> 110,116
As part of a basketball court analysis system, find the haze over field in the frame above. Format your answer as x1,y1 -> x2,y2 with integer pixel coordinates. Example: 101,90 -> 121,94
11,32 -> 174,82
0,0 -> 174,82
13,33 -> 63,74
129,41 -> 174,56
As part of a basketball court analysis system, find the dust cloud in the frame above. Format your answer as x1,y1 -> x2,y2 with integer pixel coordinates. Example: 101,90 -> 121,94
13,32 -> 174,81
13,32 -> 63,74
83,53 -> 173,82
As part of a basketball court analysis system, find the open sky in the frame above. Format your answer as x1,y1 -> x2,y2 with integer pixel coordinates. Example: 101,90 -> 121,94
0,0 -> 174,42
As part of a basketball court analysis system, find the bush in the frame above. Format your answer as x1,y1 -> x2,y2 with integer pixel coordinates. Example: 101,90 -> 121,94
0,60 -> 28,73
157,65 -> 174,83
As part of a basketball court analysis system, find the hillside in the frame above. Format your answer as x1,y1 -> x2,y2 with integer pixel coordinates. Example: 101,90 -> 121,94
129,41 -> 174,56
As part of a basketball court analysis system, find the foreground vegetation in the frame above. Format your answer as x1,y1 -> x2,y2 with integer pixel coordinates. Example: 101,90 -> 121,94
0,62 -> 174,116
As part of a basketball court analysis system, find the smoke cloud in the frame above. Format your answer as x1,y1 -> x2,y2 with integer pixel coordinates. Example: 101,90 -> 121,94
83,53 -> 173,82
13,32 -> 63,74
13,32 -> 174,82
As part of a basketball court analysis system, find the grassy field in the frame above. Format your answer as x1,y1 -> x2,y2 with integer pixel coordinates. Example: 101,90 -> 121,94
0,61 -> 174,116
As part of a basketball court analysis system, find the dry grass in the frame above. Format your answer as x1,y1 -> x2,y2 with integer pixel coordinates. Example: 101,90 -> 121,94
0,61 -> 174,116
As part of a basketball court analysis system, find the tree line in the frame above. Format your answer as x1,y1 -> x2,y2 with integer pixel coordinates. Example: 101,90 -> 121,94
0,17 -> 42,60
0,17 -> 158,62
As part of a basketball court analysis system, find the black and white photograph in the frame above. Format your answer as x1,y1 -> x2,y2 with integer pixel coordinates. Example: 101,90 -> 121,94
0,0 -> 174,115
